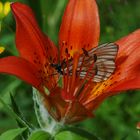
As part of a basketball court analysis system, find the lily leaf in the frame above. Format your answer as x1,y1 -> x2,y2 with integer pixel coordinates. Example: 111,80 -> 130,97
55,131 -> 87,140
10,93 -> 21,116
0,97 -> 30,129
57,126 -> 102,140
28,130 -> 51,140
10,93 -> 34,129
0,127 -> 27,140
10,94 -> 34,139
0,78 -> 21,109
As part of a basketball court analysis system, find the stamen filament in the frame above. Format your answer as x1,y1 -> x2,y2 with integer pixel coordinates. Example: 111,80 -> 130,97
73,58 -> 95,99
79,73 -> 95,102
69,53 -> 79,98
78,55 -> 85,76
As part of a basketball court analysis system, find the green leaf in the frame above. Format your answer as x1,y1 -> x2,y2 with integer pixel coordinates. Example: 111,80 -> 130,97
10,94 -> 34,139
121,135 -> 128,140
10,93 -> 34,128
55,131 -> 87,140
0,78 -> 21,109
28,130 -> 51,140
0,97 -> 30,129
0,127 -> 27,140
10,93 -> 21,116
57,126 -> 101,140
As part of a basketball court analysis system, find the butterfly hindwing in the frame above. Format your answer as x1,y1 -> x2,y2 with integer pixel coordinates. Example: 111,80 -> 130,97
93,43 -> 118,82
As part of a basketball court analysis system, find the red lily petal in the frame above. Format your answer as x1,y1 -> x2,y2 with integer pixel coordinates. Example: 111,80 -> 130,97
0,56 -> 44,92
11,2 -> 58,66
11,2 -> 59,90
83,29 -> 140,110
59,0 -> 100,59
107,29 -> 140,93
44,35 -> 58,64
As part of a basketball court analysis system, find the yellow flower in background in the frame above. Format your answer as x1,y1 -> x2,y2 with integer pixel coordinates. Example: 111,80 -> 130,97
0,2 -> 3,13
3,2 -> 10,16
0,47 -> 5,54
0,1 -> 10,19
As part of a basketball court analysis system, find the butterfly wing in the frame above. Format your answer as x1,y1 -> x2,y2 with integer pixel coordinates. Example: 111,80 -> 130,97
61,43 -> 118,83
79,43 -> 118,82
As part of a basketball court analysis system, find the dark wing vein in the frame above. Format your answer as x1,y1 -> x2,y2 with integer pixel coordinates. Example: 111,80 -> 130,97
62,43 -> 118,83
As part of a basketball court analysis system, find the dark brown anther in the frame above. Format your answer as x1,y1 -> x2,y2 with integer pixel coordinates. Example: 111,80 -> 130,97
65,48 -> 69,54
95,65 -> 98,75
93,54 -> 97,62
82,48 -> 89,56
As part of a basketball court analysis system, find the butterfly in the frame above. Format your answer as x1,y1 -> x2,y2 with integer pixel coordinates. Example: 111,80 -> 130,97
50,43 -> 118,83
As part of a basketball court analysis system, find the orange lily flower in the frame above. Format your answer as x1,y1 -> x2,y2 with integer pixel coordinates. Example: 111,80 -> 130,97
0,1 -> 140,124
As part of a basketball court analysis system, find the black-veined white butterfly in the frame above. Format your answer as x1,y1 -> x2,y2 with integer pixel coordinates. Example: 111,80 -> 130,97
50,43 -> 118,83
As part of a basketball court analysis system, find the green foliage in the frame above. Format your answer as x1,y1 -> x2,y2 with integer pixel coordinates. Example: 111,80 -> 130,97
0,96 -> 32,131
0,127 -> 27,140
57,126 -> 101,140
55,131 -> 88,140
28,130 -> 51,140
10,94 -> 35,139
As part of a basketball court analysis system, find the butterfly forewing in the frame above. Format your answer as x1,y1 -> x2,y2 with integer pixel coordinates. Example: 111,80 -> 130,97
78,43 -> 118,82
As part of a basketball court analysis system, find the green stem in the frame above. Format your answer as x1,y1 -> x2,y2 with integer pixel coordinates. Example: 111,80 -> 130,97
33,88 -> 44,128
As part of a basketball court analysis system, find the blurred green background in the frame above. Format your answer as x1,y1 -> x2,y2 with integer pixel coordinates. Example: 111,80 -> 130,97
0,0 -> 140,140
